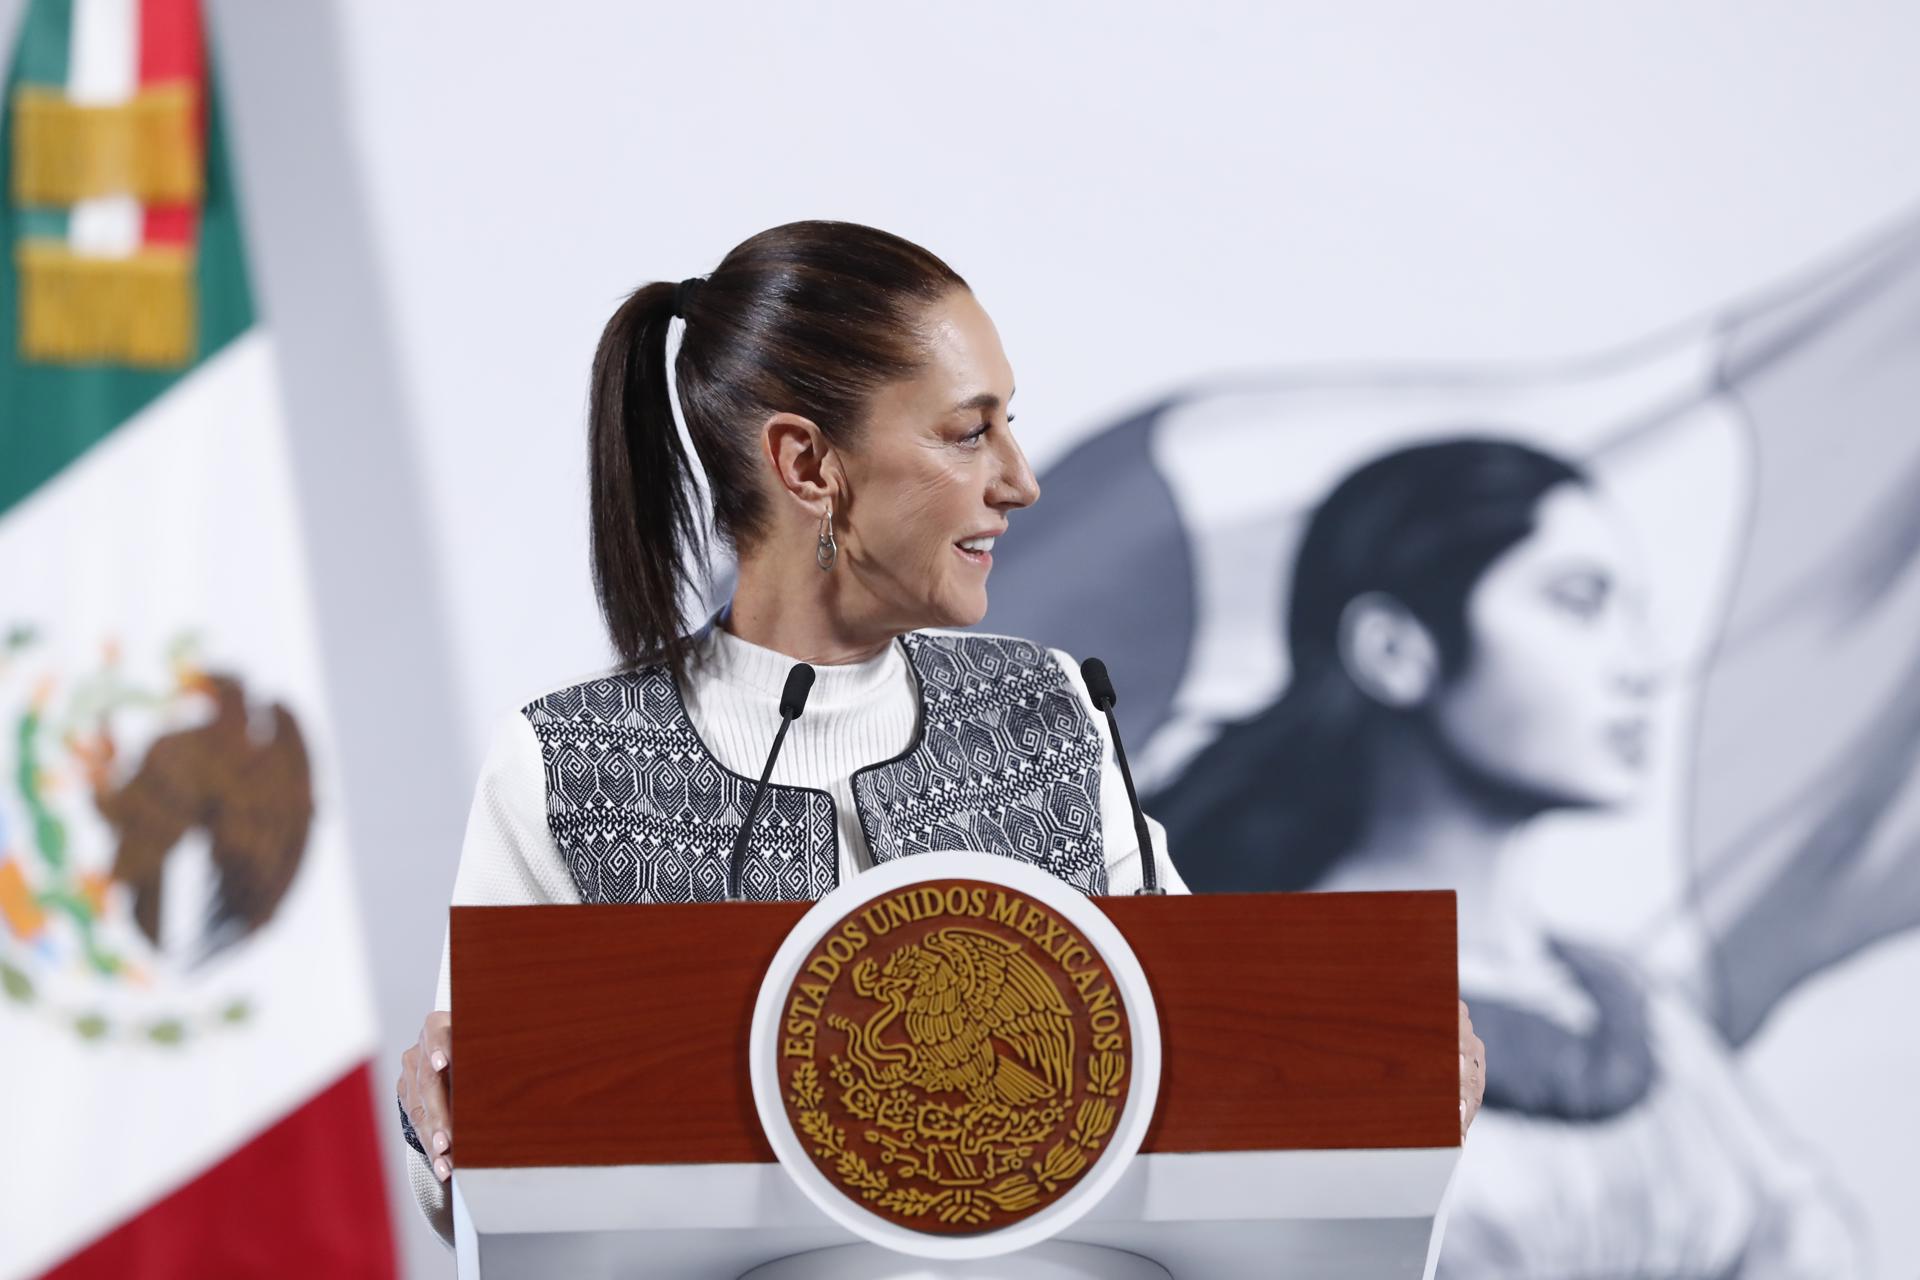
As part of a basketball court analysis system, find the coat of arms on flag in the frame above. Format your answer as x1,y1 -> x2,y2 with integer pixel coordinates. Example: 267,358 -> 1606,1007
0,628 -> 315,1045
1,1 -> 395,1275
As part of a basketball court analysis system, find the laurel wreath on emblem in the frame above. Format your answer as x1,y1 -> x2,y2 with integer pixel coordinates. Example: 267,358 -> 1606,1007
785,924 -> 1129,1227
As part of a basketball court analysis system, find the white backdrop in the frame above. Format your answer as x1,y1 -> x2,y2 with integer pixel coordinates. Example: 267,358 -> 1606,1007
338,2 -> 1920,750
174,3 -> 1920,1276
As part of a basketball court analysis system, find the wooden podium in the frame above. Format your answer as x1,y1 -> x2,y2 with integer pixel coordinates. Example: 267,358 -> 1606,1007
448,890 -> 1460,1278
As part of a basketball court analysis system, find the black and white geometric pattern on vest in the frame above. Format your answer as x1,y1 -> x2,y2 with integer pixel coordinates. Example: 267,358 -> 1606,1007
854,633 -> 1108,895
521,631 -> 1108,904
523,667 -> 840,903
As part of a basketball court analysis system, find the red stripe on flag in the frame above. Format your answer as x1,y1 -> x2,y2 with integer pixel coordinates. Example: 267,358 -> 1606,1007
38,1061 -> 398,1280
138,0 -> 204,250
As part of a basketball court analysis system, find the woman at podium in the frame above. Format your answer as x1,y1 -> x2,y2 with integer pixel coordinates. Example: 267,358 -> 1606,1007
393,221 -> 1487,1244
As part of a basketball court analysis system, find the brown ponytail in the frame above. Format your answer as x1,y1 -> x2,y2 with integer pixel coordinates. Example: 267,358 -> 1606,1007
587,280 -> 709,682
585,221 -> 967,681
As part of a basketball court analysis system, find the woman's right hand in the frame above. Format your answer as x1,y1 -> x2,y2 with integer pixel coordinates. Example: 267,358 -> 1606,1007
398,1011 -> 454,1182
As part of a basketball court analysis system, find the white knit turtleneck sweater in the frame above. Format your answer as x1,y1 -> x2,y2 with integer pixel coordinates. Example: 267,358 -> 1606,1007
681,621 -> 917,885
406,623 -> 1187,1243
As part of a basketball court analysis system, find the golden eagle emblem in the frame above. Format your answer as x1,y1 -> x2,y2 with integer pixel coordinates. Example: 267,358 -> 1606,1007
778,880 -> 1133,1234
840,927 -> 1075,1109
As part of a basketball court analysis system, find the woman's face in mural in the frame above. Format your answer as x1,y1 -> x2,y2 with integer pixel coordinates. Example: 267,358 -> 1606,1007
1428,482 -> 1658,810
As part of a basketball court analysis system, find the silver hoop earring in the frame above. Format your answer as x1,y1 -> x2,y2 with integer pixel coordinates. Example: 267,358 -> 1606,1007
816,501 -> 838,572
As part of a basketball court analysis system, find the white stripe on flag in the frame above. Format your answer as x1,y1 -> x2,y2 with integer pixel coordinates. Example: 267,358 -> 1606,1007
0,331 -> 384,1275
67,0 -> 143,258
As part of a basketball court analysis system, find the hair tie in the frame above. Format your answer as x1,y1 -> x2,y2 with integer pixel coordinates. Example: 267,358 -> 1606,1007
672,277 -> 703,319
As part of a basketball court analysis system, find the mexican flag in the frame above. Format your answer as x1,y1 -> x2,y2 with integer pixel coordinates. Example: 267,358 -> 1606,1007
0,1 -> 395,1275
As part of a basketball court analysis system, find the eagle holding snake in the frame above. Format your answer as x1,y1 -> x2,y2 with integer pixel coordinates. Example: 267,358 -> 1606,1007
838,926 -> 1076,1108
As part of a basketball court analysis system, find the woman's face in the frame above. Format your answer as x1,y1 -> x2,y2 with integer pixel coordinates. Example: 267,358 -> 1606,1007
836,289 -> 1040,631
1427,482 -> 1659,810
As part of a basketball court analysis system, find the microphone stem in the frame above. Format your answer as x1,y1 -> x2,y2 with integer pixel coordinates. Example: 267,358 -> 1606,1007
729,713 -> 794,900
1101,706 -> 1161,895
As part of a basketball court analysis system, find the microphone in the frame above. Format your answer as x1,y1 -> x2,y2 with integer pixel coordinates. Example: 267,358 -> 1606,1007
1079,657 -> 1163,895
727,663 -> 816,900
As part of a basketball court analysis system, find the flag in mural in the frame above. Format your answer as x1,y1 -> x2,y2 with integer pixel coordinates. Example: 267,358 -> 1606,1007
0,0 -> 394,1275
986,219 -> 1920,1276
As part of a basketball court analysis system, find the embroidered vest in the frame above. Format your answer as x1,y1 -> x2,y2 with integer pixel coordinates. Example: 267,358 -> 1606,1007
521,631 -> 1108,904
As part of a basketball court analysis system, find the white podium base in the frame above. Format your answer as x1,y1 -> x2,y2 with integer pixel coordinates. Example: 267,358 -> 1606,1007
738,1242 -> 1169,1280
453,1147 -> 1460,1278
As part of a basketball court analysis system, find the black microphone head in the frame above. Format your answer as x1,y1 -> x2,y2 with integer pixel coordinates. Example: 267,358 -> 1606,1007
1080,657 -> 1117,712
779,663 -> 816,719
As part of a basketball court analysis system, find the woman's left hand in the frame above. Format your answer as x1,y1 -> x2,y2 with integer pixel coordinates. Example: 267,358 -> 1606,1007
1459,998 -> 1486,1138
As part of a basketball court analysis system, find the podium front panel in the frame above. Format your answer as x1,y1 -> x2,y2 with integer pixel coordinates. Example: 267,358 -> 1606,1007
451,889 -> 1457,1170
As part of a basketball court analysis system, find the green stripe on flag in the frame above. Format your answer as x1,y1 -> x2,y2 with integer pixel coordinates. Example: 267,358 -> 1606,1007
0,1 -> 255,519
15,208 -> 67,240
12,0 -> 71,88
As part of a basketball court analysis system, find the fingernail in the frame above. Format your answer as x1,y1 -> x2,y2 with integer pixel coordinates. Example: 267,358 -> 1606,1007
1460,1053 -> 1466,1071
434,1157 -> 450,1180
431,1051 -> 448,1071
433,1130 -> 449,1154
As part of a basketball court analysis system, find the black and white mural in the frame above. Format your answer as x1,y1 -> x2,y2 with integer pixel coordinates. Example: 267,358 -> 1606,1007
986,218 -> 1920,1278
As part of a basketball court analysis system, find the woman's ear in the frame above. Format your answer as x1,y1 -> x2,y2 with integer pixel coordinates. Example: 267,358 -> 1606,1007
763,412 -> 838,515
1337,592 -> 1440,708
